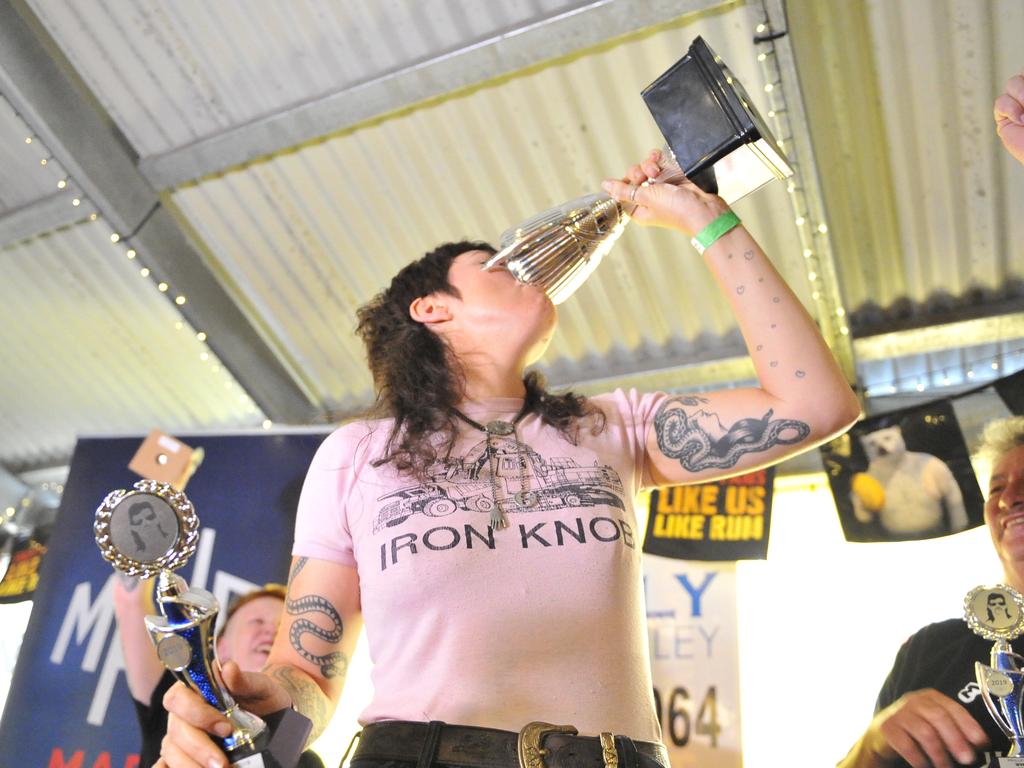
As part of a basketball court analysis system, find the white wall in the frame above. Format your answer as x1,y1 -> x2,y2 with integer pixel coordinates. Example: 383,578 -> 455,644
737,475 -> 999,768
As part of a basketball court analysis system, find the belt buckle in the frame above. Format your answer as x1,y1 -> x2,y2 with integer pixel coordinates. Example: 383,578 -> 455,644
516,721 -> 579,768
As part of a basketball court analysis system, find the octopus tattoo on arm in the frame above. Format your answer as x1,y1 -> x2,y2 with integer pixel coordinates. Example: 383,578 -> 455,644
654,396 -> 810,471
286,557 -> 348,679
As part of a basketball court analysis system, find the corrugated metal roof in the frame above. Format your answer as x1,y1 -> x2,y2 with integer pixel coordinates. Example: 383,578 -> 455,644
23,0 -> 595,157
0,218 -> 263,468
0,0 -> 1022,473
169,9 -> 814,411
791,0 -> 1024,330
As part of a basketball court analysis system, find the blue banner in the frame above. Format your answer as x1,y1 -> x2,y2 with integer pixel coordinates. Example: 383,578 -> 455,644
0,431 -> 327,767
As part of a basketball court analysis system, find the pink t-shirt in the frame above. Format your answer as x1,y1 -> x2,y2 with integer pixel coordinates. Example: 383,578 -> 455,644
292,389 -> 665,741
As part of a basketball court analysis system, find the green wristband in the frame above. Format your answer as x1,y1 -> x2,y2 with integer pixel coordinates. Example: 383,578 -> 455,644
690,211 -> 741,254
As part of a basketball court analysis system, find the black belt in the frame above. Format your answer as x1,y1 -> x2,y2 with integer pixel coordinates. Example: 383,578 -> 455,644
350,720 -> 669,768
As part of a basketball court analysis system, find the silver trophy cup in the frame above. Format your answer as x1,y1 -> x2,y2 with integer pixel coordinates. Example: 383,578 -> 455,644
95,480 -> 308,767
965,585 -> 1024,767
484,36 -> 792,305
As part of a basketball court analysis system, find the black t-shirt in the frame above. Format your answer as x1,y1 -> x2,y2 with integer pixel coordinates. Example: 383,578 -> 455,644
875,618 -> 1024,767
133,671 -> 325,768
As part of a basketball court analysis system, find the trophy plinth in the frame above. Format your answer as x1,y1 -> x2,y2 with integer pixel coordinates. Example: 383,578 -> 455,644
965,585 -> 1024,767
96,480 -> 310,767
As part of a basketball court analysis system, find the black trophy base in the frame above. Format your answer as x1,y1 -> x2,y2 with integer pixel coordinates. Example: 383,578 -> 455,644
229,708 -> 314,768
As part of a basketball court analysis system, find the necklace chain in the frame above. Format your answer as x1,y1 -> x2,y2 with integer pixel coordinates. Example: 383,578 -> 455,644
451,403 -> 535,529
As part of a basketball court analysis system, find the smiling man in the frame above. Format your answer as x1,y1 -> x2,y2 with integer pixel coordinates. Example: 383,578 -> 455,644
839,416 -> 1024,768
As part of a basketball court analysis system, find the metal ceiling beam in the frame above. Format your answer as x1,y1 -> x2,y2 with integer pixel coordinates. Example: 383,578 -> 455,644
138,0 -> 736,189
0,0 -> 320,423
855,311 -> 1024,361
0,192 -> 85,248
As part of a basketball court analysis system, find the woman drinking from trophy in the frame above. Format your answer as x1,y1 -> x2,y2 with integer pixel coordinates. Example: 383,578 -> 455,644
154,148 -> 860,768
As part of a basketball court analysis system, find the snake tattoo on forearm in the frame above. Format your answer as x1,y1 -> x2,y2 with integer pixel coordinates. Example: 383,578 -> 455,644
286,557 -> 348,679
654,396 -> 810,471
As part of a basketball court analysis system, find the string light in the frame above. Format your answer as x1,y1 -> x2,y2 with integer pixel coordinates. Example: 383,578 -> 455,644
753,8 -> 850,369
6,93 -> 265,425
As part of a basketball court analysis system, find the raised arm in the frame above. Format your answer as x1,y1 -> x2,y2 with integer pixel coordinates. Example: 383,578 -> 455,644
603,152 -> 860,486
111,573 -> 165,705
157,557 -> 362,768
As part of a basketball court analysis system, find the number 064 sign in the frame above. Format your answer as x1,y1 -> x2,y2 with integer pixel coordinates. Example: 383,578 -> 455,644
643,555 -> 741,767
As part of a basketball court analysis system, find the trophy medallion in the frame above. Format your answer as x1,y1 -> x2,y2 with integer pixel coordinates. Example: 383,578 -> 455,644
95,479 -> 197,578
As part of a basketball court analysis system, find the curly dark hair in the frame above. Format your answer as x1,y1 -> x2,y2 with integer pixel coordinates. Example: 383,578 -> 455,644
356,240 -> 605,478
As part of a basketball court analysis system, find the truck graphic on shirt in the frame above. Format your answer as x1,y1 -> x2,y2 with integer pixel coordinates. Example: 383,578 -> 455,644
373,439 -> 625,532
